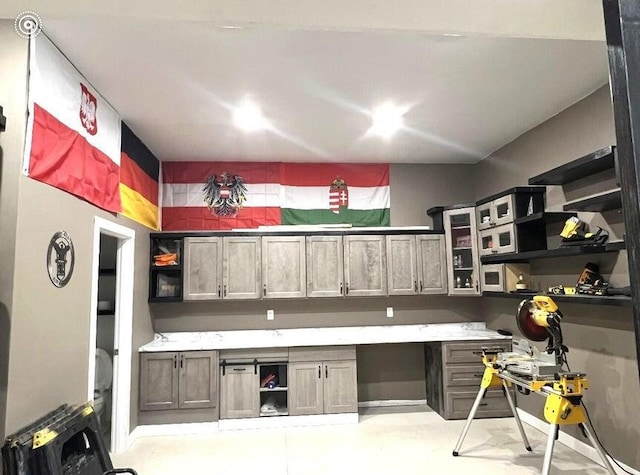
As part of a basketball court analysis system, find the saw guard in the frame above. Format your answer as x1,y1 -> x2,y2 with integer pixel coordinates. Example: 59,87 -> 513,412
517,299 -> 548,342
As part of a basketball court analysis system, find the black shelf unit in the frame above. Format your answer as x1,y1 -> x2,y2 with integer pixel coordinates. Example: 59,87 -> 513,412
562,188 -> 622,212
149,237 -> 184,302
480,244 -> 621,264
528,146 -> 616,185
483,291 -> 632,307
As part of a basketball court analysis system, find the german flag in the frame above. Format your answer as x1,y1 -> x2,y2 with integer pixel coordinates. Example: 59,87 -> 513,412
120,122 -> 160,230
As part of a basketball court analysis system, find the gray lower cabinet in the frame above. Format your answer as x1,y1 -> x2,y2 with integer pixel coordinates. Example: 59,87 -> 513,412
289,346 -> 358,415
262,236 -> 306,298
306,236 -> 344,297
424,340 -> 512,420
140,351 -> 218,411
343,235 -> 386,296
219,363 -> 260,419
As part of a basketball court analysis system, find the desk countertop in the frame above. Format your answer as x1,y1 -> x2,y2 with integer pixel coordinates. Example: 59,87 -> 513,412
139,322 -> 510,352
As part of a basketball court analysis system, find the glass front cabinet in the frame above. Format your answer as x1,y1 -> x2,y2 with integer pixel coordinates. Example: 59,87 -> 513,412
443,207 -> 480,295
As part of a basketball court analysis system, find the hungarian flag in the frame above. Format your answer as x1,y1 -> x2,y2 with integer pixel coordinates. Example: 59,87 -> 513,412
161,162 -> 390,230
120,123 -> 160,230
280,163 -> 390,226
23,35 -> 121,212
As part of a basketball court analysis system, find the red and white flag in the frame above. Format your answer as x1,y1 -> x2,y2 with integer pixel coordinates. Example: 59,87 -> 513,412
23,35 -> 122,212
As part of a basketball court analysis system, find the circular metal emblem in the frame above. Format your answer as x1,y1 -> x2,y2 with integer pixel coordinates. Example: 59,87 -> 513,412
47,231 -> 75,288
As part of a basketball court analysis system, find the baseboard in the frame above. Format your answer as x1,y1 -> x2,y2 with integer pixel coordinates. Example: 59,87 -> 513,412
516,409 -> 638,475
218,413 -> 358,431
358,399 -> 427,408
128,421 -> 219,445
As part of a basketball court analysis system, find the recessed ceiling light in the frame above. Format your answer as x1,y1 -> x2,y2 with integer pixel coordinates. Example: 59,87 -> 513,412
233,100 -> 269,132
368,102 -> 406,139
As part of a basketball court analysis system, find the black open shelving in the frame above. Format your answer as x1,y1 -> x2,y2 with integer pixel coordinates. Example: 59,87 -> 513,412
562,188 -> 622,212
480,243 -> 623,264
483,291 -> 631,307
513,211 -> 577,226
528,146 -> 616,185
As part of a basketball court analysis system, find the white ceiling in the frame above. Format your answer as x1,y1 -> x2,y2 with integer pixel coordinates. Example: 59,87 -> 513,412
3,2 -> 610,163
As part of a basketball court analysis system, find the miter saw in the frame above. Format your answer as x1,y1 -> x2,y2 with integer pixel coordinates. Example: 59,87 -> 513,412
495,296 -> 568,379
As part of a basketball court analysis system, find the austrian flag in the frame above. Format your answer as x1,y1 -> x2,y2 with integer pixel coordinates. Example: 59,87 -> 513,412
23,35 -> 121,213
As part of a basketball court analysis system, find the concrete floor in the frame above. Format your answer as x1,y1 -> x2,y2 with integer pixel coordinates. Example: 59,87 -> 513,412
112,406 -> 612,474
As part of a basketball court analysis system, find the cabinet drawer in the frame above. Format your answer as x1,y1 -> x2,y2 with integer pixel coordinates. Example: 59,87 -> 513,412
443,364 -> 486,387
442,341 -> 509,364
289,346 -> 356,362
445,389 -> 512,420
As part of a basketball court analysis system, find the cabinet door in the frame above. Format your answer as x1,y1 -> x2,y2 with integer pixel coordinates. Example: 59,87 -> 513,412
288,362 -> 324,416
491,195 -> 514,227
386,235 -> 418,295
262,236 -> 306,298
306,236 -> 344,298
223,236 -> 261,299
183,237 -> 223,300
323,360 -> 358,414
343,235 -> 387,296
416,234 -> 448,294
219,364 -> 260,419
444,208 -> 480,295
140,352 -> 179,411
179,351 -> 218,409
479,224 -> 516,256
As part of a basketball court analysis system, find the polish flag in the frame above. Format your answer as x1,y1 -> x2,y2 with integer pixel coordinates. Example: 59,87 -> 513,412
23,35 -> 121,212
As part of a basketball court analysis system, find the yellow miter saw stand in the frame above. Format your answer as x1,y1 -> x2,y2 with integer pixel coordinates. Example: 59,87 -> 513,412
452,296 -> 616,475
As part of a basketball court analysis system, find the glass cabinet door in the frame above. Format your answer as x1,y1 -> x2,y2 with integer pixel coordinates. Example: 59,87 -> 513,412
444,207 -> 480,295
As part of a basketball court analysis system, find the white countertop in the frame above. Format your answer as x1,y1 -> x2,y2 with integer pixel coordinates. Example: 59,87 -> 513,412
139,322 -> 510,352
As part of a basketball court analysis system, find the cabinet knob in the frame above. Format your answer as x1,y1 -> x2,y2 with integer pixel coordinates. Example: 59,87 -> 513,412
180,355 -> 184,369
325,365 -> 328,378
223,285 -> 227,297
173,355 -> 177,369
414,280 -> 418,293
345,283 -> 350,295
318,366 -> 321,379
263,284 -> 267,296
218,285 -> 221,298
420,281 -> 423,292
340,283 -> 343,295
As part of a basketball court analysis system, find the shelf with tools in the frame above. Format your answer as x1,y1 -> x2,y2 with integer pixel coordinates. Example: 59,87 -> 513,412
480,242 -> 625,264
482,291 -> 632,307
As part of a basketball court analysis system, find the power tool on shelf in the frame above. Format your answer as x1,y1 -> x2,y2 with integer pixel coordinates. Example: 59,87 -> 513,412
560,217 -> 608,247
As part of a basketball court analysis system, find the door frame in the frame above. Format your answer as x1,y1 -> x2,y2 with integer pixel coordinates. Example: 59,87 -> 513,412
88,217 -> 135,453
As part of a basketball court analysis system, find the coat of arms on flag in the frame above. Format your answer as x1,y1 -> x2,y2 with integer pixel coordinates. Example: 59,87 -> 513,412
203,172 -> 248,217
329,176 -> 349,214
79,83 -> 98,135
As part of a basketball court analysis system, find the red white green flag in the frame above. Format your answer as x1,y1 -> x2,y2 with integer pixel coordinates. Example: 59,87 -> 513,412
161,162 -> 390,230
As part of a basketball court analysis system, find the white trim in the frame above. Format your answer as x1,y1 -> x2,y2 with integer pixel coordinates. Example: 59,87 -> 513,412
129,422 -> 219,442
89,217 -> 135,455
358,399 -> 427,408
517,409 -> 637,475
218,413 -> 359,431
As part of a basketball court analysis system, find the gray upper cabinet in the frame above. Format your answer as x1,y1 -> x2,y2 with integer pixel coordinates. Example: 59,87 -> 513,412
178,351 -> 218,409
323,360 -> 358,414
288,362 -> 324,416
223,236 -> 261,299
219,364 -> 260,419
416,235 -> 448,294
306,236 -> 344,298
386,235 -> 418,295
183,237 -> 223,300
262,236 -> 306,298
343,235 -> 387,296
140,352 -> 179,411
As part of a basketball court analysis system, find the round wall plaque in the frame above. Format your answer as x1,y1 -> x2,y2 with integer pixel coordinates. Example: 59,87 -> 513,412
47,230 -> 75,287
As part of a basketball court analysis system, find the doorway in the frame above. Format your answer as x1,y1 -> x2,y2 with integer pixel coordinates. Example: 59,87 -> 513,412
89,217 -> 135,454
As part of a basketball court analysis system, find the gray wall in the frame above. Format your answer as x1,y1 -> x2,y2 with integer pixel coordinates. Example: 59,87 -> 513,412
0,21 -> 29,443
0,24 -> 155,437
475,85 -> 639,469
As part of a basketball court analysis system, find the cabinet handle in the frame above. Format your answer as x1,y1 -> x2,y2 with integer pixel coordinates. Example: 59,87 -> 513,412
218,285 -> 221,298
345,283 -> 349,295
479,403 -> 488,407
318,366 -> 321,378
414,280 -> 418,292
263,284 -> 267,296
180,355 -> 184,369
472,351 -> 483,355
233,367 -> 246,372
340,283 -> 343,295
223,285 -> 227,297
173,355 -> 177,369
420,281 -> 423,292
473,374 -> 484,378
325,365 -> 328,378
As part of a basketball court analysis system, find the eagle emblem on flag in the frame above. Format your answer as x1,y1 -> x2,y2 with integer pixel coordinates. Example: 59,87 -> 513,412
329,176 -> 349,214
203,172 -> 247,217
79,83 -> 98,135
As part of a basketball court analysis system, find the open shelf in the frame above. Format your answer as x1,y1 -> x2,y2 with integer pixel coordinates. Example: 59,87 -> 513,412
528,146 -> 616,185
482,291 -> 631,307
149,296 -> 183,303
151,265 -> 182,271
259,410 -> 289,417
513,211 -> 577,226
480,244 -> 620,264
260,387 -> 288,392
562,188 -> 622,212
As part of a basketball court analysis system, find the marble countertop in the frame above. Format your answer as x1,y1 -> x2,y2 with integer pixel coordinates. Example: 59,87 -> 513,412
139,322 -> 510,352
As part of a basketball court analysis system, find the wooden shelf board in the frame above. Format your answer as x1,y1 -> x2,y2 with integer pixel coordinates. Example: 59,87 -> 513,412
480,244 -> 620,264
482,291 -> 631,307
562,188 -> 622,212
528,146 -> 616,185
453,267 -> 474,271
